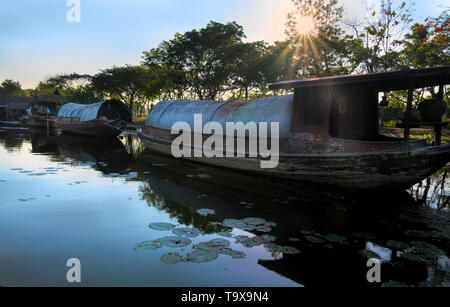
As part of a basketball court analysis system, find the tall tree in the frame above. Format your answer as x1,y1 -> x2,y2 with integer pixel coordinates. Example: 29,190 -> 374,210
285,0 -> 348,78
143,21 -> 246,100
231,41 -> 269,100
37,73 -> 100,104
91,65 -> 156,116
0,79 -> 22,97
403,9 -> 450,69
345,0 -> 413,73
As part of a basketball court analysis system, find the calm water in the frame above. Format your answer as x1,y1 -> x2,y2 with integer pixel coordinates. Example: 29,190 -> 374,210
0,128 -> 449,287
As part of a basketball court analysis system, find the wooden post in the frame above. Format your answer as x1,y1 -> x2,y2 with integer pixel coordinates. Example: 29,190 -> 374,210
435,125 -> 442,146
438,84 -> 444,101
404,87 -> 414,141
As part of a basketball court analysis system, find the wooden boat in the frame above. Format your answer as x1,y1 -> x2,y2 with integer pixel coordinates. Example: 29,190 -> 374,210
56,100 -> 132,138
139,67 -> 450,190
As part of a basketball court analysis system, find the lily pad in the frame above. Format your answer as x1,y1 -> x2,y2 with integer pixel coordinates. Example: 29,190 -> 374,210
325,234 -> 347,243
265,243 -> 301,255
386,240 -> 410,250
134,240 -> 163,251
411,241 -> 446,258
161,253 -> 184,265
353,232 -> 376,240
382,281 -> 409,288
359,250 -> 381,260
172,227 -> 202,238
196,209 -> 216,216
220,248 -> 247,259
223,219 -> 248,229
255,225 -> 272,233
187,248 -> 219,263
419,281 -> 442,288
260,235 -> 277,242
159,236 -> 192,248
218,231 -> 233,238
205,238 -> 231,248
149,222 -> 176,231
242,217 -> 266,226
305,235 -> 326,245
235,235 -> 266,248
400,253 -> 428,263
264,222 -> 277,227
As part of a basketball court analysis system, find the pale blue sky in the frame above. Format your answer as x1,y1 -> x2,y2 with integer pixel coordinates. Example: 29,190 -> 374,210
0,0 -> 448,88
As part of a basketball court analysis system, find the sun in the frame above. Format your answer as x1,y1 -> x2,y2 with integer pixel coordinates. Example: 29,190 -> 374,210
297,15 -> 316,36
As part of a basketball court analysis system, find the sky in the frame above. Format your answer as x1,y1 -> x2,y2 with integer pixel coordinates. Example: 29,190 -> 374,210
0,0 -> 448,88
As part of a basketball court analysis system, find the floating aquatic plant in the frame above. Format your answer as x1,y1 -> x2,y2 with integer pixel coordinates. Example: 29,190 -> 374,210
325,234 -> 347,243
134,240 -> 163,251
161,253 -> 184,265
386,240 -> 410,250
172,227 -> 202,238
304,235 -> 326,245
264,243 -> 301,255
382,281 -> 409,288
148,222 -> 176,231
359,250 -> 381,260
400,253 -> 428,263
186,248 -> 219,263
411,241 -> 446,258
352,232 -> 376,240
196,209 -> 216,216
159,236 -> 192,248
242,217 -> 266,226
218,231 -> 233,238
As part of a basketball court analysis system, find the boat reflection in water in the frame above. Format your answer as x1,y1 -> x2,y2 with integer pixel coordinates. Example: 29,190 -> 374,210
10,131 -> 449,287
136,145 -> 450,287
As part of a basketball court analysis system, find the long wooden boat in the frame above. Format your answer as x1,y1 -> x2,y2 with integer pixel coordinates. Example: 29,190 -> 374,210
139,67 -> 450,190
56,100 -> 132,138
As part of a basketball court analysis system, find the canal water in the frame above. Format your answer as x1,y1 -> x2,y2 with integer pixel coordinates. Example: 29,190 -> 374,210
0,128 -> 449,287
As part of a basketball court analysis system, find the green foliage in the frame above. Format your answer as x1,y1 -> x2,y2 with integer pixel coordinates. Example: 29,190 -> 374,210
143,21 -> 246,100
285,0 -> 350,77
37,73 -> 101,104
0,79 -> 23,97
91,65 -> 157,117
345,0 -> 414,73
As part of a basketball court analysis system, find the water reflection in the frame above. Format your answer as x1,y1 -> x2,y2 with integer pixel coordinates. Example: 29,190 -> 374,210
0,129 -> 448,287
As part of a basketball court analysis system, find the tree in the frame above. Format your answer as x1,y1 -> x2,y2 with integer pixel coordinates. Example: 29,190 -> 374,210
285,0 -> 349,78
142,21 -> 246,100
345,0 -> 413,73
403,9 -> 450,69
91,65 -> 156,117
37,73 -> 101,104
231,41 -> 269,100
0,79 -> 22,97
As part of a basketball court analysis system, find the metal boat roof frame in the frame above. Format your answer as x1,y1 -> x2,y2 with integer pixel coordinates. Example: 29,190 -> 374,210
269,66 -> 450,92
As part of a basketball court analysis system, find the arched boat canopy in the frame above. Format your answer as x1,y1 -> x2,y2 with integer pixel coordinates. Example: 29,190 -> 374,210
58,100 -> 132,122
146,95 -> 294,139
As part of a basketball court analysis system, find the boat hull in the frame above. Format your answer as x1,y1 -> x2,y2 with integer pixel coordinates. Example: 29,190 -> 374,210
56,119 -> 126,138
138,130 -> 450,190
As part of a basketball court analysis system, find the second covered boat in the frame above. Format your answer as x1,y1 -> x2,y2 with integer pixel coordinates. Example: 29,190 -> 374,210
56,100 -> 132,138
